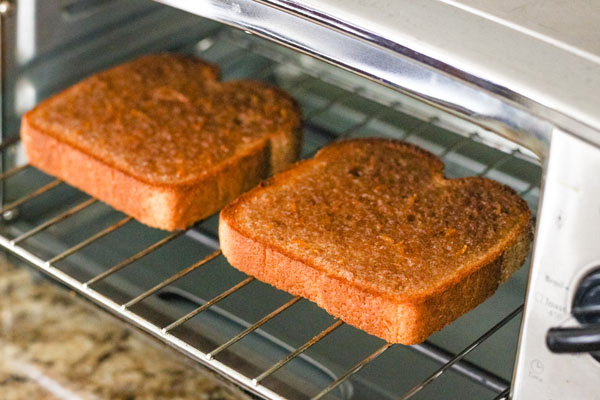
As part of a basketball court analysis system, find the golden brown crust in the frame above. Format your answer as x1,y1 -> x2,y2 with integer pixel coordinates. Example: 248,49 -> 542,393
21,54 -> 302,230
219,138 -> 532,344
220,217 -> 530,344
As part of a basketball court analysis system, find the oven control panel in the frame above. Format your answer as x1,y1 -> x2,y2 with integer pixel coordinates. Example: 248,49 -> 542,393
512,130 -> 600,400
546,267 -> 600,362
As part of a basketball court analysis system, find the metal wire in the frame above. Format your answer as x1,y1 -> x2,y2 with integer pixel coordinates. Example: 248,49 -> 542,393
519,182 -> 537,196
402,117 -> 439,140
287,74 -> 319,93
207,296 -> 302,359
162,277 -> 255,333
0,163 -> 30,181
12,198 -> 97,244
338,103 -> 396,140
85,230 -> 185,286
479,149 -> 519,177
253,319 -> 344,385
303,88 -> 361,120
492,388 -> 510,400
312,343 -> 393,400
47,216 -> 133,264
302,102 -> 399,159
410,341 -> 509,393
438,132 -> 479,159
0,179 -> 61,213
122,249 -> 222,309
0,135 -> 21,152
399,304 -> 524,400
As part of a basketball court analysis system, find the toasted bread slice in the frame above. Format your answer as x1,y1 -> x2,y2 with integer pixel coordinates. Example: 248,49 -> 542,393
220,138 -> 532,344
21,54 -> 302,231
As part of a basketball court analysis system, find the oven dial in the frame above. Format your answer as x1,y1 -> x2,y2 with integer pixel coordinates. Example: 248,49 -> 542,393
546,267 -> 600,361
572,267 -> 600,325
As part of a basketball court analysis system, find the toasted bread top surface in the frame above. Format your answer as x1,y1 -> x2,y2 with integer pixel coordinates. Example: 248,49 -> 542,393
23,54 -> 301,185
222,139 -> 531,302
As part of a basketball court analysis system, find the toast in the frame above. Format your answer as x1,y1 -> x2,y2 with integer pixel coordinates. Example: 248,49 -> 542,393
219,138 -> 532,344
21,54 -> 302,231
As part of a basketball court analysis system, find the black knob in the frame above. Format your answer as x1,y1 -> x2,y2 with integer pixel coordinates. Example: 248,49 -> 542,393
547,326 -> 600,353
572,267 -> 600,324
546,267 -> 600,361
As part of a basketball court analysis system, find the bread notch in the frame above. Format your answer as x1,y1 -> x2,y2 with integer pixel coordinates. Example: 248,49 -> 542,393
21,54 -> 302,231
220,138 -> 532,344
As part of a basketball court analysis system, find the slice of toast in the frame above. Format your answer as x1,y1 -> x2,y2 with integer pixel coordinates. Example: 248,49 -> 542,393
21,54 -> 302,231
219,138 -> 532,344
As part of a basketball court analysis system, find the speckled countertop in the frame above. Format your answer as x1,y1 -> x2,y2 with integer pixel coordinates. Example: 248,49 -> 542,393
0,256 -> 249,400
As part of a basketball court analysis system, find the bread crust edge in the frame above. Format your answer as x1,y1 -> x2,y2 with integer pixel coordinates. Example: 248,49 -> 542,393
21,116 -> 301,231
219,211 -> 531,344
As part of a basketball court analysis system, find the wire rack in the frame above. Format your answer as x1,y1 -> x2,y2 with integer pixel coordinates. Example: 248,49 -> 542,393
0,27 -> 541,400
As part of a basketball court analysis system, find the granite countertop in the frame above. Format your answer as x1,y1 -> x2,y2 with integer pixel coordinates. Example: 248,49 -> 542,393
0,256 -> 249,400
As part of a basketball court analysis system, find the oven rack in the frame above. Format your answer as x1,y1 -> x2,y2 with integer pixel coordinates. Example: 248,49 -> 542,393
0,149 -> 524,400
0,27 -> 540,400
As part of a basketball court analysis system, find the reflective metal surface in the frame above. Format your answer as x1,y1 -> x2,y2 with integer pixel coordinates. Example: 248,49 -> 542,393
268,0 -> 600,147
156,0 -> 600,160
512,130 -> 600,400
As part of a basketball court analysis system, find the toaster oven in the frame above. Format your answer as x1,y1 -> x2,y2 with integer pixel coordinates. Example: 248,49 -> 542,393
1,1 -> 598,399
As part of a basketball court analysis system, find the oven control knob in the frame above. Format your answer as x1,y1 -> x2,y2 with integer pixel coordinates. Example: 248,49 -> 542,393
546,267 -> 600,361
572,267 -> 600,325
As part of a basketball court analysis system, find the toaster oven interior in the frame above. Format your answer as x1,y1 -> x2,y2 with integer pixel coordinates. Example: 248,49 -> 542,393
1,2 -> 542,399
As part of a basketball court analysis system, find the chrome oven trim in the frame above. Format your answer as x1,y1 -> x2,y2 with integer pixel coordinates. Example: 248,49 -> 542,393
156,0 -> 600,160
